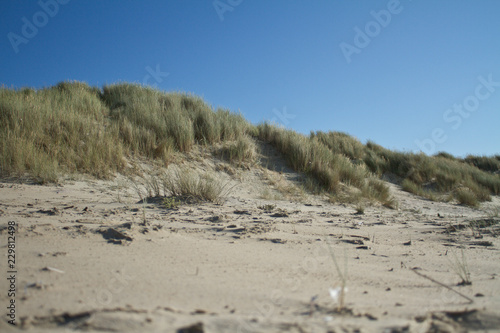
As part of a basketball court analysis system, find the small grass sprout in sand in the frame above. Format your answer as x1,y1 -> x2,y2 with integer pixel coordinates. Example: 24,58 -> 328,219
129,176 -> 147,203
448,247 -> 471,286
355,203 -> 365,215
326,240 -> 348,312
141,199 -> 148,226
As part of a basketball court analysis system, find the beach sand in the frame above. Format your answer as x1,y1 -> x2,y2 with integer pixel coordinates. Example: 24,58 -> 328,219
1,161 -> 499,332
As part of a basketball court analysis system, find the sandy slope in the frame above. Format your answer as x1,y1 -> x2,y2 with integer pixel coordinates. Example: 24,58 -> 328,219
1,160 -> 500,332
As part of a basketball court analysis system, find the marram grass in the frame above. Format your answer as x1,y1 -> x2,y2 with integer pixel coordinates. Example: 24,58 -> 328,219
1,81 -> 499,208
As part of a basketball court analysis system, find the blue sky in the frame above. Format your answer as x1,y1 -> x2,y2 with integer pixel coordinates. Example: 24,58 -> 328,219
1,0 -> 499,157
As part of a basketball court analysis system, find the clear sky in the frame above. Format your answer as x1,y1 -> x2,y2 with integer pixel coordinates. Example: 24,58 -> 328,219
1,0 -> 499,157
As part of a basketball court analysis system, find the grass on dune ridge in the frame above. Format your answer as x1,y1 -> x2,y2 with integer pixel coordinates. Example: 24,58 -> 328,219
0,81 -> 252,181
1,81 -> 499,207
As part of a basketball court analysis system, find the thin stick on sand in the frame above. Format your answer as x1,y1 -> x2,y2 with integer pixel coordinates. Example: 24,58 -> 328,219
411,268 -> 473,304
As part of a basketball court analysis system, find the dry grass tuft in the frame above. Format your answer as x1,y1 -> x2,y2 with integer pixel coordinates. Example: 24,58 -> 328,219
217,135 -> 258,167
131,166 -> 233,205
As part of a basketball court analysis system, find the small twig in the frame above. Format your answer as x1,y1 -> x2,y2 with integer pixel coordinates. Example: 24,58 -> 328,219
44,266 -> 65,274
411,268 -> 473,304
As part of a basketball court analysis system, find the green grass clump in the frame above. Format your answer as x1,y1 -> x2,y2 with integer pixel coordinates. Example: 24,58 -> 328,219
453,187 -> 479,208
162,196 -> 180,210
364,178 -> 396,208
1,82 -> 252,182
463,155 -> 500,174
101,84 -> 253,154
1,81 -> 124,182
102,84 -> 196,154
311,131 -> 365,162
434,151 -> 457,160
257,123 -> 391,205
363,141 -> 500,206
